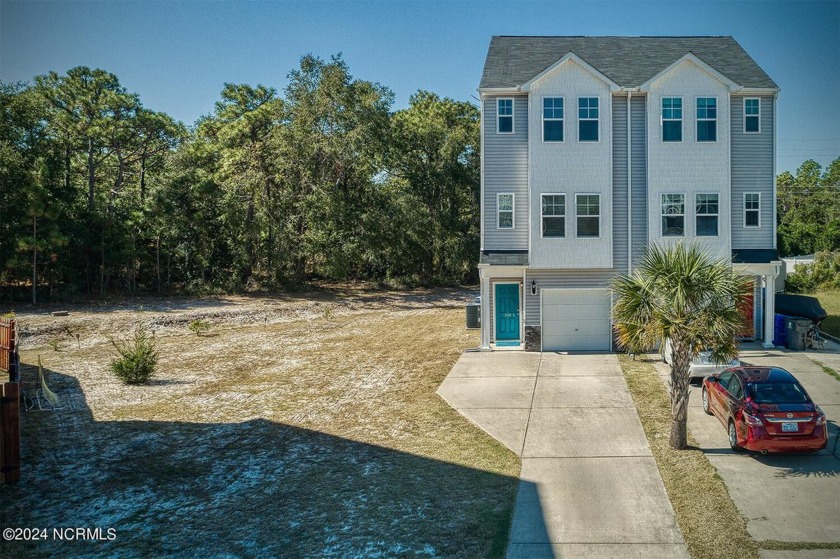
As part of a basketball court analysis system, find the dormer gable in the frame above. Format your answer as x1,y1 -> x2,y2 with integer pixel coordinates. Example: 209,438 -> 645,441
520,52 -> 621,93
639,52 -> 741,92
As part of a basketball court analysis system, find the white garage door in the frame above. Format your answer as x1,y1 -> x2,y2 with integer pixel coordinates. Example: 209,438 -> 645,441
542,289 -> 611,351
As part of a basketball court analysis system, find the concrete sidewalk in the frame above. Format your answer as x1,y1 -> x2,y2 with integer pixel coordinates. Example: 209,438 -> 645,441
438,351 -> 689,559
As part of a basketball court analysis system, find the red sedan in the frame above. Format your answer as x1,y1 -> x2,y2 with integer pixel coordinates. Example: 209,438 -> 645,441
702,367 -> 828,454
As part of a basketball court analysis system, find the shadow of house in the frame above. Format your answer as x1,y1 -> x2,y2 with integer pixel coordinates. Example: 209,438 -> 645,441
1,367 -> 545,559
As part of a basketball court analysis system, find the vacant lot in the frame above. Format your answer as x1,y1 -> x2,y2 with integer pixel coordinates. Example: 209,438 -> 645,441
1,288 -> 519,558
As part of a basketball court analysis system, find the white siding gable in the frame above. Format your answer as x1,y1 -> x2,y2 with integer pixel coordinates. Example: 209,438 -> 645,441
646,58 -> 731,261
528,58 -> 613,269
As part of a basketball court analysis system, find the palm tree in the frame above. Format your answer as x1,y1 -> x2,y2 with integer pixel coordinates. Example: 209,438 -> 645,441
612,243 -> 752,449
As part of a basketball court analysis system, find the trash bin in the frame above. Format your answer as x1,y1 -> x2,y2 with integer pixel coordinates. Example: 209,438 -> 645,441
466,303 -> 481,329
773,313 -> 793,347
784,317 -> 810,351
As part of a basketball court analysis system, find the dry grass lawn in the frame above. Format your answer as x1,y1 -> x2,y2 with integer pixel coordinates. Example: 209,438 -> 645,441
815,289 -> 840,338
0,290 -> 519,558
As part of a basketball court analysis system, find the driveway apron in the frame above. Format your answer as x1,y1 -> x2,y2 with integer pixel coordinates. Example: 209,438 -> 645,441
438,351 -> 689,559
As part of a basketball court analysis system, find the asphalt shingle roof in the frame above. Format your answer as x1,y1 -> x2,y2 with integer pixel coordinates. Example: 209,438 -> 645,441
480,36 -> 777,90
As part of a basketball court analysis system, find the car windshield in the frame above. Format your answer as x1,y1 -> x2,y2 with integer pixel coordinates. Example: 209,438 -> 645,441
747,382 -> 809,404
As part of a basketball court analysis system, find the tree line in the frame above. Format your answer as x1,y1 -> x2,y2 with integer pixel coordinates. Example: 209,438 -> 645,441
776,158 -> 840,257
2,54 -> 837,304
1,55 -> 480,302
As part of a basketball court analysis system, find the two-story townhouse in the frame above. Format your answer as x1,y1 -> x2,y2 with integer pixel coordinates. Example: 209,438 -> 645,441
478,36 -> 781,351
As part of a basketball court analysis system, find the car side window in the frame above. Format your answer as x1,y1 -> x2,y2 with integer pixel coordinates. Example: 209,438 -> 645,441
718,371 -> 733,391
728,377 -> 744,400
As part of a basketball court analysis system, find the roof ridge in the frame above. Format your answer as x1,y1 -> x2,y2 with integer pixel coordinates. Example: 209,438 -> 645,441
480,35 -> 777,90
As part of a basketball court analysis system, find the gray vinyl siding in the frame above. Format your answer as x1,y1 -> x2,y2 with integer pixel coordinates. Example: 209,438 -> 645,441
612,95 -> 629,275
731,95 -> 774,249
630,96 -> 648,267
524,269 -> 617,326
483,95 -> 529,250
521,95 -> 635,327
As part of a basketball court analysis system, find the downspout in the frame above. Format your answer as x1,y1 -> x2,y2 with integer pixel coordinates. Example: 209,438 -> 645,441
623,88 -> 636,275
479,91 -> 485,252
772,90 -> 778,252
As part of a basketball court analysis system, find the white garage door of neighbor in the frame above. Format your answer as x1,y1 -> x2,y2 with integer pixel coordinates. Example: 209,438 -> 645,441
541,289 -> 611,351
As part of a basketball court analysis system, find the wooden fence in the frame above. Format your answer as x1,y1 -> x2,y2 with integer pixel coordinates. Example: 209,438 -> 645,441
1,318 -> 20,484
0,318 -> 15,378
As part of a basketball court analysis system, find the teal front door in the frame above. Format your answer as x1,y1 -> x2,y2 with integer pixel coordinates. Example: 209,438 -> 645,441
495,284 -> 520,340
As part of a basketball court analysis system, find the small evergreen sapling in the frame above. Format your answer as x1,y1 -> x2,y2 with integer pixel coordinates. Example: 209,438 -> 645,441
110,326 -> 159,385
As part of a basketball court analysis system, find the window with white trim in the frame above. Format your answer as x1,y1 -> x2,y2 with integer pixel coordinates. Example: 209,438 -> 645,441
744,193 -> 760,227
497,193 -> 514,229
744,98 -> 760,133
576,194 -> 600,237
697,97 -> 717,142
578,97 -> 599,142
662,194 -> 685,236
696,193 -> 719,236
497,98 -> 513,134
662,97 -> 682,142
541,194 -> 565,237
543,97 -> 563,142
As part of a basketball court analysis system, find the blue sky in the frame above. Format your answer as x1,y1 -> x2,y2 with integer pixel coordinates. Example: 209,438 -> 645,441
2,0 -> 838,173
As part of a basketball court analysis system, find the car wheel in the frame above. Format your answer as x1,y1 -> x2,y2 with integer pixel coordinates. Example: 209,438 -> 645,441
728,420 -> 742,452
702,387 -> 713,415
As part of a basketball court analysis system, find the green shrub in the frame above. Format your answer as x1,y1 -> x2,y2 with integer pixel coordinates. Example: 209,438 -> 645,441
110,326 -> 158,385
188,319 -> 212,336
785,251 -> 840,293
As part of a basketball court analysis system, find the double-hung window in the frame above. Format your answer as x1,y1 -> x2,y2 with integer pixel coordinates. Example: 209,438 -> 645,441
497,193 -> 514,229
662,97 -> 682,142
576,194 -> 600,237
744,98 -> 760,133
541,194 -> 565,237
578,97 -> 599,142
697,97 -> 717,141
543,97 -> 564,142
497,98 -> 514,134
696,193 -> 719,236
662,194 -> 685,236
744,193 -> 760,227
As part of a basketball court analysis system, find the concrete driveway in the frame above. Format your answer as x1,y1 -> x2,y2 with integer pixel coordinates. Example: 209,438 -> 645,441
438,351 -> 689,559
655,342 -> 840,555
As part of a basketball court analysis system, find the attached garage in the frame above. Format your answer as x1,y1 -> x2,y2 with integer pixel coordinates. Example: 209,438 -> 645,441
541,288 -> 612,351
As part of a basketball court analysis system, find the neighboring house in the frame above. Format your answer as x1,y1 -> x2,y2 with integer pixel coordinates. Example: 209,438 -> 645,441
477,36 -> 781,351
778,254 -> 815,290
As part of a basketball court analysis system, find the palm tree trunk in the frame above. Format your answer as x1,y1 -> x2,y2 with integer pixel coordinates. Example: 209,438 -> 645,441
669,339 -> 692,449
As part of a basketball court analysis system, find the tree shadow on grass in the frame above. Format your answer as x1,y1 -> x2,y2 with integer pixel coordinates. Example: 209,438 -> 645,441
1,367 -> 544,559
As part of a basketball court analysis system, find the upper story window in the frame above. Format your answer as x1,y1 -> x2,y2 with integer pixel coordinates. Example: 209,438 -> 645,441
543,97 -> 564,142
662,97 -> 682,142
696,97 -> 717,142
744,193 -> 761,227
744,98 -> 760,133
578,97 -> 599,142
497,193 -> 514,229
497,98 -> 514,134
696,193 -> 719,236
576,194 -> 600,237
541,194 -> 565,237
662,193 -> 685,236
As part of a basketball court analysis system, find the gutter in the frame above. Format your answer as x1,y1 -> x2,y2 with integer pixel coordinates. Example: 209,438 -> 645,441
621,87 -> 639,274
